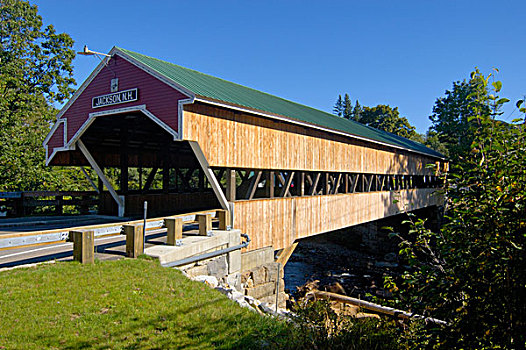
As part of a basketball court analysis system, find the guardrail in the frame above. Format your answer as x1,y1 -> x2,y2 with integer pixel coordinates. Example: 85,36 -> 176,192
0,209 -> 224,251
0,191 -> 98,217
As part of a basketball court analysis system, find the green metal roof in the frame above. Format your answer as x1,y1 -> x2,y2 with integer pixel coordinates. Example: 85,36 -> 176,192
117,47 -> 444,159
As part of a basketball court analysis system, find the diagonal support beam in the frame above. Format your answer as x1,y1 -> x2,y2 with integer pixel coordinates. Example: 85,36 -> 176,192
331,173 -> 342,194
188,141 -> 229,210
80,166 -> 99,194
308,173 -> 321,196
277,172 -> 286,186
142,167 -> 158,192
351,174 -> 359,193
366,174 -> 374,192
280,171 -> 295,197
77,140 -> 125,217
246,171 -> 262,200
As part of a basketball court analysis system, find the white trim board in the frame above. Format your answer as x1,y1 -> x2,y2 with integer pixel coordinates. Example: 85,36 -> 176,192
43,119 -> 68,166
67,104 -> 178,148
45,105 -> 179,165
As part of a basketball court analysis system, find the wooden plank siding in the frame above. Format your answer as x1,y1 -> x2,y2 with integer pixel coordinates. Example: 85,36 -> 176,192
183,103 -> 447,175
46,54 -> 190,165
233,188 -> 442,251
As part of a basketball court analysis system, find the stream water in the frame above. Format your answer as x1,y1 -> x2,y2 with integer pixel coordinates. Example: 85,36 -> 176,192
283,233 -> 401,301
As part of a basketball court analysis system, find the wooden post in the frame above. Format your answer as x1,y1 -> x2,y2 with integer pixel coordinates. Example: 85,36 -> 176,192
123,224 -> 143,258
162,137 -> 170,194
275,242 -> 298,266
162,164 -> 170,194
297,172 -> 305,196
55,195 -> 63,215
197,213 -> 212,236
120,124 -> 129,194
198,168 -> 205,191
266,171 -> 274,198
69,230 -> 94,264
165,218 -> 183,246
20,193 -> 26,216
217,209 -> 230,230
225,169 -> 236,201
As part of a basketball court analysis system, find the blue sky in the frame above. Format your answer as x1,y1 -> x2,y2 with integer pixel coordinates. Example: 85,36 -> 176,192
32,0 -> 526,133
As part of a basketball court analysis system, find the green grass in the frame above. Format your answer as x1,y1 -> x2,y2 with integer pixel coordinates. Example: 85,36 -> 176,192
0,259 -> 293,349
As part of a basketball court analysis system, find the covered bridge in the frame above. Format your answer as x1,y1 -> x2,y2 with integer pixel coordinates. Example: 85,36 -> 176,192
44,47 -> 446,253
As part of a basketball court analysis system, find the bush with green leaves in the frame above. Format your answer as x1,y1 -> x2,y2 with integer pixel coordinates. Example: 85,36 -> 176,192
386,70 -> 526,349
291,299 -> 400,350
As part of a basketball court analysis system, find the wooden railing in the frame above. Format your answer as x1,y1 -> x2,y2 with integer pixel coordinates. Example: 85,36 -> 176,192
0,191 -> 99,217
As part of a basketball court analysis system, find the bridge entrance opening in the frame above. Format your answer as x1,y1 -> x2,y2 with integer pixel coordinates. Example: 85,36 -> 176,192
48,111 -> 221,218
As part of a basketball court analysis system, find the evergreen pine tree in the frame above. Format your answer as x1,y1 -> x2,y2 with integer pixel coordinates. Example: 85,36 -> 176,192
343,93 -> 353,119
333,95 -> 343,117
352,100 -> 363,122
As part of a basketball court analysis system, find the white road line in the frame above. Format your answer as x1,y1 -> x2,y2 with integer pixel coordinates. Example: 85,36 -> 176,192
0,229 -> 167,260
0,235 -> 122,260
0,242 -> 72,259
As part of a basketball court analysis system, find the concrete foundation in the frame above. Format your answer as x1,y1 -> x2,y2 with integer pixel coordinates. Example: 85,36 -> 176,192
240,246 -> 287,309
241,262 -> 287,309
241,246 -> 274,271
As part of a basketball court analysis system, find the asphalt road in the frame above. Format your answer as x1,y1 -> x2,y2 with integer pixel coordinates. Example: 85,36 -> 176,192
0,229 -> 168,269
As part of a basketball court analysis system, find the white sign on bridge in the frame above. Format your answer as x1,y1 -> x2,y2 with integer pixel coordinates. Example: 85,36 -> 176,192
92,88 -> 138,108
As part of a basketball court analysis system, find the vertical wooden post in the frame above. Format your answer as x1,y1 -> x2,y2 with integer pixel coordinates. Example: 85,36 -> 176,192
225,169 -> 236,201
97,175 -> 104,214
139,165 -> 143,190
70,230 -> 94,264
197,214 -> 212,236
120,124 -> 129,194
80,194 -> 89,214
20,193 -> 26,216
162,164 -> 170,194
162,137 -> 170,194
324,173 -> 330,195
123,224 -> 144,258
165,218 -> 183,246
300,172 -> 305,196
14,195 -> 23,217
265,171 -> 275,198
55,195 -> 63,215
217,209 -> 230,230
198,168 -> 205,191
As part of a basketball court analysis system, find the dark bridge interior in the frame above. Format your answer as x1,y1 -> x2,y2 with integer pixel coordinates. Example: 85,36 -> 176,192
49,112 -> 220,217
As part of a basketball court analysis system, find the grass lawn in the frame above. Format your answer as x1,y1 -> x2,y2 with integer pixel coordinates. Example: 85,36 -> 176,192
0,258 -> 294,349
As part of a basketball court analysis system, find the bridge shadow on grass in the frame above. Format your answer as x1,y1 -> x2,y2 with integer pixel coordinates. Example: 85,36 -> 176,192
44,297 -> 286,350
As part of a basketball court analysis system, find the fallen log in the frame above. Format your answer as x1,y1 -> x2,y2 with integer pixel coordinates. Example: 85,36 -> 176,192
306,291 -> 448,326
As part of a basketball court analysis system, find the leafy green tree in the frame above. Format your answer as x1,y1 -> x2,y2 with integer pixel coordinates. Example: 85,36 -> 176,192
0,0 -> 84,191
422,130 -> 448,156
333,94 -> 344,117
343,93 -> 353,119
386,71 -> 525,349
360,104 -> 422,141
429,69 -> 491,162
